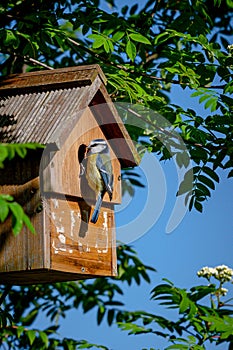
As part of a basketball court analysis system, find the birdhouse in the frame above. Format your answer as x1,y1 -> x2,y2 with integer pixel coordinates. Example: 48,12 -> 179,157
0,65 -> 139,285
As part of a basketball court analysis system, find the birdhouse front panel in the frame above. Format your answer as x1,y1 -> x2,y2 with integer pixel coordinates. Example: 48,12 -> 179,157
41,107 -> 121,204
48,196 -> 117,277
40,106 -> 120,279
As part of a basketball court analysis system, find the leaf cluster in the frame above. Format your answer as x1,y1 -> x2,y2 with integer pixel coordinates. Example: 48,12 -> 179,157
0,194 -> 35,235
0,244 -> 155,348
0,1 -> 233,349
0,0 -> 233,211
118,279 -> 233,349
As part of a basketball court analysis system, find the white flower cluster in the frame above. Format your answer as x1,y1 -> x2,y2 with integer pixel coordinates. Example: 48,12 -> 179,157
197,266 -> 215,280
197,265 -> 233,283
228,44 -> 233,53
218,287 -> 228,296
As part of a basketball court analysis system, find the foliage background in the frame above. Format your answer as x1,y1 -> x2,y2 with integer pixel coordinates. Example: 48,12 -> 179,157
0,0 -> 233,349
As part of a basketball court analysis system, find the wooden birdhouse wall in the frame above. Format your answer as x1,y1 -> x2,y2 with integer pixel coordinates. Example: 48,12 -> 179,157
0,134 -> 119,284
0,150 -> 50,276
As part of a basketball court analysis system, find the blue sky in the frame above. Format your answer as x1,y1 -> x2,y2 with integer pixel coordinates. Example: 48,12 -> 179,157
54,84 -> 233,349
35,1 -> 233,348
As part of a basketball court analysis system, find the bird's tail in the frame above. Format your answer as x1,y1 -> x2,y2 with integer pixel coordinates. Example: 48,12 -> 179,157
91,193 -> 103,223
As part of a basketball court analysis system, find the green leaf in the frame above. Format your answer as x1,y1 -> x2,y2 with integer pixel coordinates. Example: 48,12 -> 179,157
228,169 -> 233,178
0,199 -> 9,222
26,329 -> 36,345
5,29 -> 17,46
16,326 -> 25,338
9,202 -> 24,235
107,309 -> 115,326
88,33 -> 105,48
113,31 -> 125,41
39,331 -> 49,347
16,146 -> 28,158
199,94 -> 210,103
166,67 -> 181,74
202,166 -> 219,182
198,174 -> 215,190
97,305 -> 105,325
22,308 -> 39,326
0,145 -> 8,168
118,322 -> 151,335
191,90 -> 205,97
23,213 -> 36,234
154,31 -> 170,45
0,194 -> 14,201
176,152 -> 190,168
129,33 -> 151,45
126,40 -> 136,61
204,97 -> 218,112
177,181 -> 192,196
194,200 -> 203,212
130,4 -> 138,15
92,38 -> 105,48
179,292 -> 189,313
196,183 -> 211,197
103,39 -> 110,53
166,344 -> 189,349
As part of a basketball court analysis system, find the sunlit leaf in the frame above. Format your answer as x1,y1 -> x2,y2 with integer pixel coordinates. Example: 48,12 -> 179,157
129,33 -> 151,45
26,330 -> 36,345
126,40 -> 136,61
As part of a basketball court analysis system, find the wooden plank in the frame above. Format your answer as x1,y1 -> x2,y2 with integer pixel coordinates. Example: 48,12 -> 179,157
0,65 -> 107,94
0,269 -> 99,285
49,197 -> 117,277
0,190 -> 46,272
0,154 -> 48,275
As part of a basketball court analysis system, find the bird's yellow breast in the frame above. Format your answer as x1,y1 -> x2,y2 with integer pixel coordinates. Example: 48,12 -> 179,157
86,154 -> 103,194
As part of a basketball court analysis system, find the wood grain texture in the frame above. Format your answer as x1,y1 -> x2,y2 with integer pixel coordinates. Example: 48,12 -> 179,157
0,65 -> 106,93
41,107 -> 121,203
49,197 -> 117,277
0,153 -> 49,274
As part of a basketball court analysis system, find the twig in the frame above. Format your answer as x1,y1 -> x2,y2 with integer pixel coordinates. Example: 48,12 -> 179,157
67,37 -> 226,90
120,105 -> 227,152
141,72 -> 226,89
67,37 -> 103,61
125,106 -> 174,139
25,57 -> 54,70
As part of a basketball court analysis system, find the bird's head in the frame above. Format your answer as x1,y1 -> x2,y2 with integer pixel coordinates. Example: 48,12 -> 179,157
87,139 -> 109,154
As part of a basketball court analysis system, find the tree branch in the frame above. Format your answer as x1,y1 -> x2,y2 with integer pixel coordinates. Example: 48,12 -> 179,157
67,37 -> 226,90
141,72 -> 226,89
25,57 -> 54,70
120,106 -> 227,152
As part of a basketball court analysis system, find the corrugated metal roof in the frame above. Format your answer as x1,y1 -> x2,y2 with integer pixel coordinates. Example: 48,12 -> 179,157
0,65 -> 140,167
0,86 -> 89,144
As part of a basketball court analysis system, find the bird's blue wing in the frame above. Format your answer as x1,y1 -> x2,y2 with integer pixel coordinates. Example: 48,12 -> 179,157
96,154 -> 113,198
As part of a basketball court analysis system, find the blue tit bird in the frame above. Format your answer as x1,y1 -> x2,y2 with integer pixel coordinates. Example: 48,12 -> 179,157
85,138 -> 113,224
